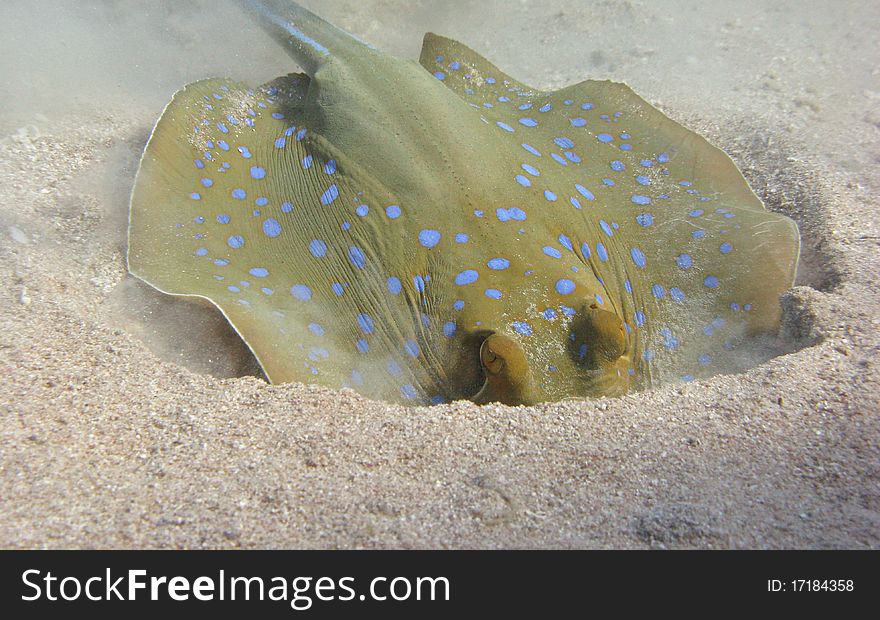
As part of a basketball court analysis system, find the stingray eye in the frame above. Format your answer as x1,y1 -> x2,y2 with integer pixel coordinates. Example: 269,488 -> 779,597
480,339 -> 505,375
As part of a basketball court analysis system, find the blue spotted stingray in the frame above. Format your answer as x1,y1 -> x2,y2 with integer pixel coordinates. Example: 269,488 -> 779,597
127,0 -> 800,405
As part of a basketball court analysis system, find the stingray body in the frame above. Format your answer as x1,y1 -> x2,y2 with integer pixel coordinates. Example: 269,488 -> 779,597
128,0 -> 799,406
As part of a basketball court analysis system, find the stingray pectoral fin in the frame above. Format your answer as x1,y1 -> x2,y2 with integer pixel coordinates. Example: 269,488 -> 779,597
473,333 -> 539,406
419,33 -> 534,95
128,76 -> 440,404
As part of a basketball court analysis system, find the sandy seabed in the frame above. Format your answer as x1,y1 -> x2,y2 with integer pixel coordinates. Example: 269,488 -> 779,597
1,0 -> 878,548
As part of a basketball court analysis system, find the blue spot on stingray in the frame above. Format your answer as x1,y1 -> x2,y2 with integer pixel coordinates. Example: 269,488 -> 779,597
356,339 -> 369,353
670,287 -> 685,302
575,184 -> 595,200
610,160 -> 625,172
704,275 -> 719,288
433,71 -> 446,80
636,213 -> 654,227
564,151 -> 581,163
543,246 -> 561,259
263,218 -> 282,238
413,275 -> 427,293
558,234 -> 573,251
597,133 -> 613,142
324,159 -> 337,174
720,242 -> 733,254
581,102 -> 594,110
418,229 -> 441,248
453,300 -> 465,311
255,197 -> 269,207
543,308 -> 557,320
631,195 -> 651,205
308,323 -> 325,337
455,233 -> 469,243
640,159 -> 654,168
497,207 -> 527,221
217,140 -> 229,151
400,385 -> 418,400
216,122 -> 228,133
544,190 -> 557,201
521,163 -> 540,176
455,270 -> 479,286
237,146 -> 252,158
190,193 -> 201,200
249,267 -> 269,277
302,155 -> 313,169
281,202 -> 293,213
513,321 -> 533,336
200,178 -> 214,188
331,282 -> 344,296
357,313 -> 375,334
603,178 -> 615,186
385,205 -> 401,219
636,175 -> 651,185
624,280 -> 632,293
309,239 -> 327,258
630,248 -> 646,268
485,289 -> 503,299
652,284 -> 666,299
488,258 -> 510,270
676,254 -> 693,269
555,279 -> 575,295
442,321 -> 457,338
320,184 -> 339,205
274,137 -> 286,148
227,235 -> 244,249
232,188 -> 246,200
496,121 -> 514,132
261,287 -> 273,296
570,197 -> 582,209
386,277 -> 402,294
291,284 -> 312,301
518,103 -> 533,111
570,117 -> 587,127
195,247 -> 208,257
522,143 -> 542,156
348,246 -> 366,269
539,103 -> 552,112
698,354 -> 712,366
519,117 -> 538,127
692,230 -> 706,239
581,242 -> 592,259
596,242 -> 609,261
599,220 -> 613,237
634,311 -> 646,327
554,137 -> 574,149
404,340 -> 420,358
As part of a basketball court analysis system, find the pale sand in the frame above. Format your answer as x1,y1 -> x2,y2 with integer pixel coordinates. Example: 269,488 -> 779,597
1,0 -> 878,548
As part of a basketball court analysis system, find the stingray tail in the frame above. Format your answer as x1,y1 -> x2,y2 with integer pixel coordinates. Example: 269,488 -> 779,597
237,0 -> 370,74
